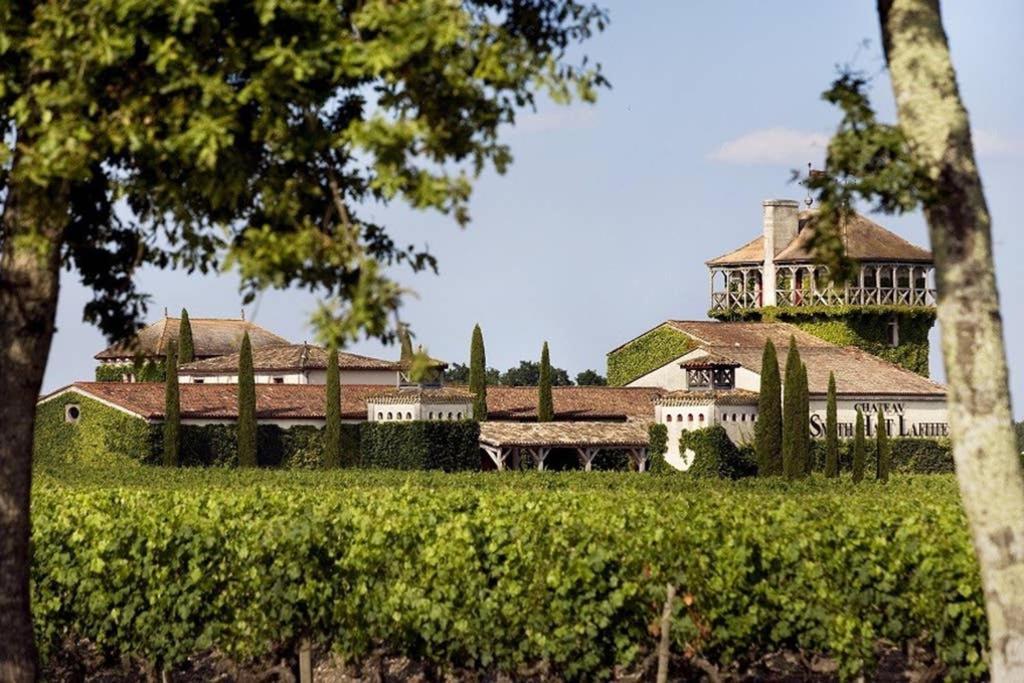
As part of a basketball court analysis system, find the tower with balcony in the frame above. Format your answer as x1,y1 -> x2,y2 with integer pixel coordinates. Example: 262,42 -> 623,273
706,199 -> 936,375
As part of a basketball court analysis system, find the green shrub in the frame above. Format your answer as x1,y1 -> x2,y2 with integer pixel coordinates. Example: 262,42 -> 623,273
360,421 -> 480,471
647,423 -> 669,472
31,471 -> 988,681
470,324 -> 488,420
538,342 -> 553,422
682,426 -> 756,479
808,437 -> 952,475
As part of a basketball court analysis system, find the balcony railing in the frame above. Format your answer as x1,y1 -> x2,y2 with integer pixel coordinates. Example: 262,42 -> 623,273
709,264 -> 937,312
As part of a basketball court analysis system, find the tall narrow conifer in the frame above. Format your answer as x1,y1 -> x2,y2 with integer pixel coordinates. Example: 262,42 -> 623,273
782,336 -> 801,479
798,362 -> 811,476
324,347 -> 342,468
469,324 -> 488,421
825,372 -> 840,478
237,332 -> 257,467
877,412 -> 891,482
852,409 -> 866,483
538,341 -> 554,422
399,325 -> 414,362
163,340 -> 180,467
178,309 -> 195,364
755,339 -> 783,476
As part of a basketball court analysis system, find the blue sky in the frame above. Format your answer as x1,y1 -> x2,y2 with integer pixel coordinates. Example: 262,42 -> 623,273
46,1 -> 1024,416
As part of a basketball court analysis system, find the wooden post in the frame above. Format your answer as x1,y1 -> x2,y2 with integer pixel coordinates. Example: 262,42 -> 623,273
299,640 -> 312,683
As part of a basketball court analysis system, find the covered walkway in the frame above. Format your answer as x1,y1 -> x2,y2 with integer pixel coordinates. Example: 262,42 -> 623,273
479,421 -> 651,472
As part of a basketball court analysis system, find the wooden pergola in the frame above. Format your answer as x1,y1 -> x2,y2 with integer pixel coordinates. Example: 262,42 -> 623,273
479,421 -> 651,472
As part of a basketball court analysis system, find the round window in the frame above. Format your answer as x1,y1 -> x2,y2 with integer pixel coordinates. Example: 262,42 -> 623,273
65,404 -> 81,423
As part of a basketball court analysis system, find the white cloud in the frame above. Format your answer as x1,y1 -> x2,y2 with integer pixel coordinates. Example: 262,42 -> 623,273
708,127 -> 829,166
973,129 -> 1024,159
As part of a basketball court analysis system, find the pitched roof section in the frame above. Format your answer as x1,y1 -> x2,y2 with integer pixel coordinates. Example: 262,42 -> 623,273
179,344 -> 402,374
705,210 -> 932,266
664,320 -> 945,397
46,383 -> 667,423
95,317 -> 291,360
483,386 -> 665,421
479,421 -> 650,449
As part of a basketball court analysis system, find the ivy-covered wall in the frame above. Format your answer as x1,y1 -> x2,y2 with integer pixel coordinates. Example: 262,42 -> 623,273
607,325 -> 696,387
710,305 -> 935,376
95,360 -> 167,382
34,392 -> 157,468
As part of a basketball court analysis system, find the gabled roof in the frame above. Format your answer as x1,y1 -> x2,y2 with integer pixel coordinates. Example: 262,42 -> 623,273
95,317 -> 291,360
662,321 -> 945,397
179,344 -> 403,374
706,210 -> 933,266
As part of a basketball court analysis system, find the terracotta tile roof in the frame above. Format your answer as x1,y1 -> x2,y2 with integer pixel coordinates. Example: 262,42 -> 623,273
479,421 -> 650,449
43,382 -> 667,423
655,389 -> 760,406
482,386 -> 665,421
705,210 -> 932,266
179,344 -> 403,374
679,352 -> 741,369
95,317 -> 291,361
664,321 -> 946,397
365,387 -> 474,404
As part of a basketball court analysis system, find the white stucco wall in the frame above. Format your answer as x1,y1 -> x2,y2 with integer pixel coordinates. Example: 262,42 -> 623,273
809,396 -> 948,439
626,349 -> 709,389
366,400 -> 472,422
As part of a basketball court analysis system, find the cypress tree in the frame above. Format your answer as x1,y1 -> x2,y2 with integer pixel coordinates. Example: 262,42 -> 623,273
538,341 -> 554,422
781,336 -> 801,479
324,347 -> 342,468
178,309 -> 195,364
852,409 -> 866,483
825,372 -> 840,478
469,324 -> 488,421
755,339 -> 783,476
876,411 -> 891,482
163,340 -> 180,467
237,332 -> 257,467
798,362 -> 811,477
399,324 -> 414,362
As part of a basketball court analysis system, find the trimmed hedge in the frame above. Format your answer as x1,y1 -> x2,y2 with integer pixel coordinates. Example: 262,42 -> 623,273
809,437 -> 953,474
682,426 -> 757,479
31,471 -> 987,680
607,325 -> 696,386
360,421 -> 480,471
175,424 -> 362,469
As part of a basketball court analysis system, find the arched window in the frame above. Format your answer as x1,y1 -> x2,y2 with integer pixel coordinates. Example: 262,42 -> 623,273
406,412 -> 413,420
699,413 -> 705,422
377,412 -> 383,420
666,414 -> 673,422
428,412 -> 434,420
448,412 -> 454,420
456,412 -> 463,419
677,414 -> 683,422
387,412 -> 393,420
687,414 -> 694,422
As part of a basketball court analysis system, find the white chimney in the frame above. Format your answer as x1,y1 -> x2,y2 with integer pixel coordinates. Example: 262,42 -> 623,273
761,199 -> 800,307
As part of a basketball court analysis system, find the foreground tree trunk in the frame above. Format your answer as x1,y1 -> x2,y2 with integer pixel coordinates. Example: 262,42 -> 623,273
0,177 -> 67,682
879,1 -> 1024,677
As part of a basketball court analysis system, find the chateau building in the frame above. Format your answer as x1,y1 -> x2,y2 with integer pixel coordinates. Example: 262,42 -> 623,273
40,197 -> 949,472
